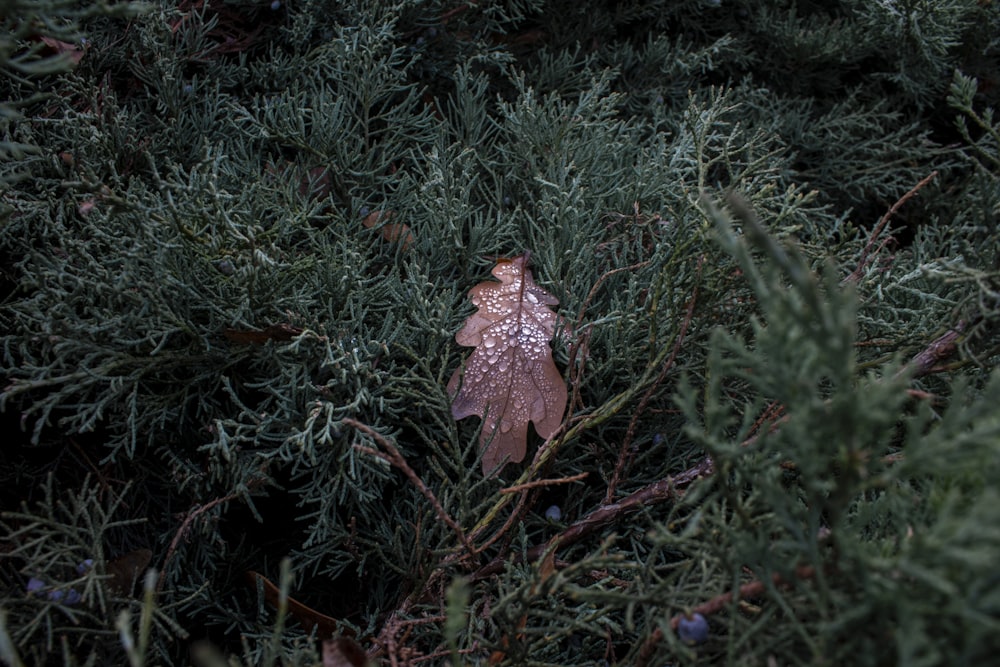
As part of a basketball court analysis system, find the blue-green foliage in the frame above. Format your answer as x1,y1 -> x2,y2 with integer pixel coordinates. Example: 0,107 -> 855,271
1,0 -> 998,665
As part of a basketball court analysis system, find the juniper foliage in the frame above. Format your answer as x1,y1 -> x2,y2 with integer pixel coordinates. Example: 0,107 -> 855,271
1,0 -> 999,665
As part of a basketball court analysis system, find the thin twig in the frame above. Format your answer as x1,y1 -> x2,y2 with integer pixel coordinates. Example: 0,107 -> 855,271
343,418 -> 475,558
470,463 -> 543,555
897,319 -> 971,379
635,565 -> 817,667
676,564 -> 817,624
604,255 -> 703,503
500,472 -> 588,494
844,170 -> 937,284
473,456 -> 714,581
158,492 -> 240,591
574,260 -> 652,327
747,401 -> 785,440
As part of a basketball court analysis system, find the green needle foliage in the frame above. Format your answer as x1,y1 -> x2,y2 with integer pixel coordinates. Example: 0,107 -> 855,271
1,0 -> 999,665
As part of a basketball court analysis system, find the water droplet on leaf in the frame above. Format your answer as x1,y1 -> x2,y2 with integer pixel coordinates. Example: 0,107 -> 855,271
447,253 -> 568,474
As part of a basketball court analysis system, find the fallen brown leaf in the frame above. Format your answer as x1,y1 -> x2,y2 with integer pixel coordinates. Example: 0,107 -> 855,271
106,548 -> 153,595
448,253 -> 567,473
322,637 -> 368,667
245,570 -> 348,639
223,323 -> 303,345
362,210 -> 414,251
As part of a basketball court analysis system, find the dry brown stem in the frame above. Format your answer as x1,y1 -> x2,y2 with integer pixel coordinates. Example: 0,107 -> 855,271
158,491 -> 240,592
473,455 -> 714,581
604,255 -> 703,503
500,472 -> 588,494
844,170 -> 937,284
344,418 -> 474,557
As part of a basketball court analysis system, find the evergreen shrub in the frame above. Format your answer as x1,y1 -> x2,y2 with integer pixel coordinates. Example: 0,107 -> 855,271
1,1 -> 999,665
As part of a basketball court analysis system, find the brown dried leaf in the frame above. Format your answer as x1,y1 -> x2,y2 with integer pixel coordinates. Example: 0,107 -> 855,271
106,548 -> 153,595
322,637 -> 368,667
447,253 -> 567,474
244,570 -> 347,639
362,210 -> 414,251
223,323 -> 303,345
39,37 -> 86,66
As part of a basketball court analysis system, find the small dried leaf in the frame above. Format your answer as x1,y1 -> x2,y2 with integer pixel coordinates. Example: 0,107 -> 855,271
39,37 -> 86,65
537,542 -> 558,586
245,570 -> 346,639
362,210 -> 414,251
322,637 -> 367,667
77,199 -> 98,217
224,323 -> 303,345
447,253 -> 567,473
106,548 -> 153,595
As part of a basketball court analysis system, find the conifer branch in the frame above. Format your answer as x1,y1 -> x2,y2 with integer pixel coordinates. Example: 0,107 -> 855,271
635,565 -> 819,667
473,456 -> 714,580
499,472 -> 588,494
158,492 -> 241,592
604,255 -> 702,503
3,1 -> 998,663
899,318 -> 973,379
845,170 -> 938,284
343,418 -> 475,558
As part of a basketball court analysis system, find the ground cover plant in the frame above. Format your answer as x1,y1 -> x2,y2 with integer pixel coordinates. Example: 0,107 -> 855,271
1,0 -> 999,665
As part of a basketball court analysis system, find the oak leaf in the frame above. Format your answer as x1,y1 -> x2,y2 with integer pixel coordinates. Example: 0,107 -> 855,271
448,253 -> 567,474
